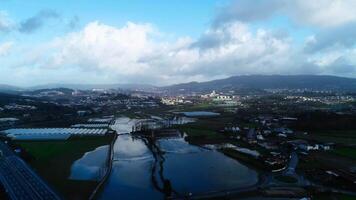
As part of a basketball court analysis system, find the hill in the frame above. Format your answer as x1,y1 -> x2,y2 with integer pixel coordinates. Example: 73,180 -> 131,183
162,75 -> 356,93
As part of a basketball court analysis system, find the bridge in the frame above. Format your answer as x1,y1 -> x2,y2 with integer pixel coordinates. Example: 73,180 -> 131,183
132,119 -> 167,132
132,116 -> 191,133
0,141 -> 61,200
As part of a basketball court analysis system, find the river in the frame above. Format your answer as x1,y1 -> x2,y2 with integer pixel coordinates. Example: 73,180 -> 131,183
98,117 -> 259,199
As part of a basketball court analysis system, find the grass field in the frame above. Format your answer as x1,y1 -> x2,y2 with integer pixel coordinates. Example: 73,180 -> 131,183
332,146 -> 356,160
296,130 -> 356,145
174,113 -> 234,144
221,148 -> 266,171
16,135 -> 114,200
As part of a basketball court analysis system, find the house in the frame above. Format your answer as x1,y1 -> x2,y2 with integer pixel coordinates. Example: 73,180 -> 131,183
224,125 -> 240,133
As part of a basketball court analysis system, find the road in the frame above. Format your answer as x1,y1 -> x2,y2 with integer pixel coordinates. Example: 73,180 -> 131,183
0,141 -> 61,200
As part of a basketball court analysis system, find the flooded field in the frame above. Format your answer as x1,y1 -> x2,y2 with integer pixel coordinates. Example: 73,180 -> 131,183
179,111 -> 221,117
98,117 -> 259,199
69,145 -> 109,181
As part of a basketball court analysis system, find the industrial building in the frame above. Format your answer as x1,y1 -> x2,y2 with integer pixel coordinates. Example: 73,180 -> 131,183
0,128 -> 108,140
71,124 -> 109,128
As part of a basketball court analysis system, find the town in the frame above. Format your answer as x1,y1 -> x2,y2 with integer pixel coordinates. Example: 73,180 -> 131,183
0,85 -> 355,199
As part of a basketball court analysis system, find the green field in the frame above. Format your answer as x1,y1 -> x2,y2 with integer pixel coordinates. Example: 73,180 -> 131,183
175,114 -> 234,144
332,147 -> 356,160
221,148 -> 266,171
296,130 -> 356,145
16,135 -> 114,200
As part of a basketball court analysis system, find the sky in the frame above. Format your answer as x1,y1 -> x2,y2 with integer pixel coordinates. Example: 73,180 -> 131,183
1,0 -> 356,87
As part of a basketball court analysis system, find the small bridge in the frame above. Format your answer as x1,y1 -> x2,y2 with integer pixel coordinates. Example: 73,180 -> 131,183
132,116 -> 192,133
132,119 -> 168,132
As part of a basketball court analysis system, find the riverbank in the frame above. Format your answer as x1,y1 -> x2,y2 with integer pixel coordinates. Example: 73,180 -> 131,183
88,133 -> 117,200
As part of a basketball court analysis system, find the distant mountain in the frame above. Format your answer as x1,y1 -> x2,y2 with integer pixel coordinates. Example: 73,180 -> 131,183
2,75 -> 356,95
162,75 -> 356,93
0,84 -> 23,94
28,83 -> 157,91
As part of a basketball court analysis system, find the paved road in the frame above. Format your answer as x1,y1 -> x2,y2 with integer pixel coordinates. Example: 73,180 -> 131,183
0,141 -> 61,200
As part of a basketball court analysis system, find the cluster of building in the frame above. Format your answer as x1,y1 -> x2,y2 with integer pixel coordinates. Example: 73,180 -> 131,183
161,91 -> 244,107
285,95 -> 355,105
0,117 -> 115,141
1,104 -> 37,111
221,115 -> 335,170
161,96 -> 193,105
201,91 -> 241,106
68,93 -> 160,109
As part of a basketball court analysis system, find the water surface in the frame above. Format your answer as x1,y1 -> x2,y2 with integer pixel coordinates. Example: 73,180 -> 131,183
99,117 -> 258,199
180,111 -> 220,117
69,145 -> 109,181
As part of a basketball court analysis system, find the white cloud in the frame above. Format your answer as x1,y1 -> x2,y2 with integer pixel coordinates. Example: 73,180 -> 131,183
215,0 -> 356,28
288,0 -> 356,28
0,41 -> 13,56
44,21 -> 158,73
17,21 -> 306,84
0,11 -> 14,32
3,0 -> 356,85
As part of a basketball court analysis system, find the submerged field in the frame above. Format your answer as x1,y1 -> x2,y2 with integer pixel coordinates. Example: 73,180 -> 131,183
15,135 -> 114,200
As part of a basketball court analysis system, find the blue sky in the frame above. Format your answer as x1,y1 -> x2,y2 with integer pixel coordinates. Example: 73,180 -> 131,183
1,0 -> 222,40
1,0 -> 356,86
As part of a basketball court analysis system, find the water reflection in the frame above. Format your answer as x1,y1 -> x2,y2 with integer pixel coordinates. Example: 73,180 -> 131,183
179,111 -> 220,117
99,134 -> 162,200
158,138 -> 258,196
69,145 -> 109,181
113,135 -> 152,161
158,137 -> 203,154
99,117 -> 259,199
110,117 -> 137,134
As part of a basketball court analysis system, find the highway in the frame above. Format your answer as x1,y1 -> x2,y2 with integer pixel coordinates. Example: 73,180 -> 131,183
0,141 -> 61,200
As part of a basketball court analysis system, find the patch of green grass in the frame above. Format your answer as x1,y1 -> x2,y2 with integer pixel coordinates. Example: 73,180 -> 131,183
332,147 -> 356,160
173,113 -> 237,144
16,135 -> 114,200
296,130 -> 356,145
190,102 -> 216,110
18,136 -> 112,161
221,148 -> 266,171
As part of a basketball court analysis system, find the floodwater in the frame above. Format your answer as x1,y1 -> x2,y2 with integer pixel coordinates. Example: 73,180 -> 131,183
180,111 -> 220,117
98,117 -> 258,199
158,138 -> 258,196
69,145 -> 109,181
